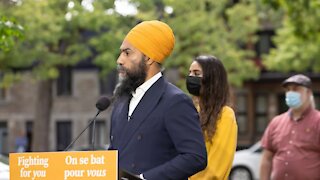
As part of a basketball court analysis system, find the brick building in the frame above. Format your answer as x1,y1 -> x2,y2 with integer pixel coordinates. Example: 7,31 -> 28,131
0,68 -> 115,154
1,66 -> 319,154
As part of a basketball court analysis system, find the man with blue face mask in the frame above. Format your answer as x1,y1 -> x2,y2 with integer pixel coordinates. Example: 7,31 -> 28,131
260,74 -> 320,180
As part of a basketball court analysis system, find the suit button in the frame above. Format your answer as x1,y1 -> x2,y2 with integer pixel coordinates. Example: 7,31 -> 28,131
110,136 -> 113,141
131,163 -> 135,168
137,134 -> 142,140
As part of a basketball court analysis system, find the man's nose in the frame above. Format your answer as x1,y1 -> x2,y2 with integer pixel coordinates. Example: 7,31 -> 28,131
117,55 -> 123,65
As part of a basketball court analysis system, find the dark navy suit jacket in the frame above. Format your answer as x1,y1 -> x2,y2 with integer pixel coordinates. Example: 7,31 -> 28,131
109,77 -> 207,180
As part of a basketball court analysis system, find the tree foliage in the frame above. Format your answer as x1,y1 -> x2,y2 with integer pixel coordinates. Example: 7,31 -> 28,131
0,0 -> 127,79
1,0 -> 261,86
0,0 -> 128,151
263,0 -> 320,72
0,0 -> 263,151
0,16 -> 23,52
132,0 -> 260,86
0,15 -> 23,87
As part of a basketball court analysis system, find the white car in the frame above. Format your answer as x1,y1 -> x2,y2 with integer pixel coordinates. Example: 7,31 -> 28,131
0,162 -> 9,180
229,141 -> 262,180
0,155 -> 9,180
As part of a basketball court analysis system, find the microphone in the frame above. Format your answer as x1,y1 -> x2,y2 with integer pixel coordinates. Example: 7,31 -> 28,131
64,96 -> 111,151
96,96 -> 112,111
91,96 -> 111,150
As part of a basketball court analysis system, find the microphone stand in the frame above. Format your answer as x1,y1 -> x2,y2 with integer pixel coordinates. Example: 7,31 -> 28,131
91,112 -> 97,151
64,110 -> 101,151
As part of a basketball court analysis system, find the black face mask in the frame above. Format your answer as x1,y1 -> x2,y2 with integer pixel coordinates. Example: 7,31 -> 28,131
186,76 -> 201,96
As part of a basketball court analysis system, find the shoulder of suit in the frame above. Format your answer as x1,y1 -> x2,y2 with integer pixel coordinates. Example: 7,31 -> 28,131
165,81 -> 186,96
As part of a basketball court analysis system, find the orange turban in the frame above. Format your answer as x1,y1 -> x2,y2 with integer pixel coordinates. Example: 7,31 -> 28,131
124,20 -> 175,64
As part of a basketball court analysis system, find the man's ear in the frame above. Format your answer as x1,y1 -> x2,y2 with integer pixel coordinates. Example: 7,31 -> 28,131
145,57 -> 155,65
307,88 -> 312,95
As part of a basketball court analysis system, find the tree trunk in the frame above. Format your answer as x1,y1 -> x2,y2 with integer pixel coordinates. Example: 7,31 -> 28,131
32,79 -> 53,152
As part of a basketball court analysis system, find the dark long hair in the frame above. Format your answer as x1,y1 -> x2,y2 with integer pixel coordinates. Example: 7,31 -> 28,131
195,55 -> 230,141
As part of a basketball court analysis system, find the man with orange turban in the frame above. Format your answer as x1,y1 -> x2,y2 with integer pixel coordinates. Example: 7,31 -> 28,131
109,20 -> 207,180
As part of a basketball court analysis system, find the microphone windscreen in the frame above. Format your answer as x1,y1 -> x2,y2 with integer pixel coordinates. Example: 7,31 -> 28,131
96,96 -> 111,111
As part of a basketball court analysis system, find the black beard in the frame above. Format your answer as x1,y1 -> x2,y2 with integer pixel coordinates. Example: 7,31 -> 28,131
114,59 -> 147,99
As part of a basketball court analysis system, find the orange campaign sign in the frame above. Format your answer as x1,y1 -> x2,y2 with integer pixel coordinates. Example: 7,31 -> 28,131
9,150 -> 118,180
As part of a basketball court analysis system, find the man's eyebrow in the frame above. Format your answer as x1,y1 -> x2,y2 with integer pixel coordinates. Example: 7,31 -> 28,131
120,48 -> 131,52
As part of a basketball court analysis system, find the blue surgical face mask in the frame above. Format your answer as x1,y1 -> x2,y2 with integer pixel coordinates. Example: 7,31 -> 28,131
285,91 -> 302,109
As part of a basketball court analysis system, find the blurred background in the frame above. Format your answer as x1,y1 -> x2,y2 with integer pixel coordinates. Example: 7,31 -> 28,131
0,0 -> 319,157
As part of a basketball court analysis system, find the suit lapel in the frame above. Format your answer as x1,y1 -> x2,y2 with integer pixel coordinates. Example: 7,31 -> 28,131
113,95 -> 131,148
118,77 -> 167,151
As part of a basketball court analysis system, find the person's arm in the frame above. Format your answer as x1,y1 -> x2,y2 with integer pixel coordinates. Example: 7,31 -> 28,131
143,94 -> 207,179
210,107 -> 237,179
260,149 -> 274,180
193,107 -> 237,179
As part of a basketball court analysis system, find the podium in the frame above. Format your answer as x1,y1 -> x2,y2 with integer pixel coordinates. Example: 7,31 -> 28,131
9,151 -> 141,180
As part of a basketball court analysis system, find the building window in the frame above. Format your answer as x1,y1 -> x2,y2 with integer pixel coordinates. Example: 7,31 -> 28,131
25,121 -> 33,152
277,93 -> 287,114
89,120 -> 107,147
100,69 -> 117,96
57,66 -> 72,96
313,92 -> 320,109
235,92 -> 248,134
0,73 -> 6,102
0,88 -> 5,101
0,122 -> 8,155
255,93 -> 268,134
56,121 -> 72,151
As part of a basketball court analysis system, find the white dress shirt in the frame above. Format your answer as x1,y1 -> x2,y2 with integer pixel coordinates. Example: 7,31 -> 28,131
128,72 -> 162,121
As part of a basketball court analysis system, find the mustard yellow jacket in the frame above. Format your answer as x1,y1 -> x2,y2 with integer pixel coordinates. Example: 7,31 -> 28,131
190,106 -> 238,180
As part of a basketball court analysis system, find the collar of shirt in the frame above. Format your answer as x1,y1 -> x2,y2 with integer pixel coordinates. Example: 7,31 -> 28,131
289,105 -> 313,122
128,72 -> 162,119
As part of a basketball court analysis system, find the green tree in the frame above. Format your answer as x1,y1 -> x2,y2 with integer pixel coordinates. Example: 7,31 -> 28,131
0,16 -> 23,52
263,0 -> 320,72
0,0 -> 126,151
132,0 -> 260,87
0,16 -> 23,87
1,0 -> 264,151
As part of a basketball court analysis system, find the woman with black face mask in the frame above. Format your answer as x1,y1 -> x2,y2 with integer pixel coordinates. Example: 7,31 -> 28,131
187,55 -> 238,180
